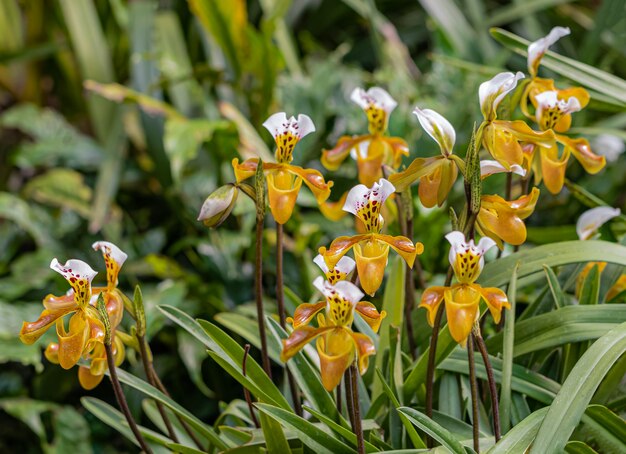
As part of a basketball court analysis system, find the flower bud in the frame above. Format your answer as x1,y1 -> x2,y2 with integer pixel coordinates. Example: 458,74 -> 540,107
198,184 -> 239,228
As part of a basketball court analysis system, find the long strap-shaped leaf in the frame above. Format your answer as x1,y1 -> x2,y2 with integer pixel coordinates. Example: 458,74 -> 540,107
396,407 -> 466,454
530,321 -> 626,453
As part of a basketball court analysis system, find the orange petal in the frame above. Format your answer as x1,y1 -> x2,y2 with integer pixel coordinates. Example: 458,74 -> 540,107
113,334 -> 126,367
319,234 -> 370,269
289,301 -> 326,328
539,145 -> 570,194
43,292 -> 76,311
354,240 -> 390,296
558,135 -> 606,175
356,142 -> 386,186
78,366 -> 104,390
105,290 -> 125,328
321,135 -> 368,171
559,86 -> 590,110
444,285 -> 480,346
476,284 -> 510,324
267,170 -> 302,224
285,165 -> 333,203
419,287 -> 446,326
355,301 -> 387,333
45,342 -> 60,364
351,332 -> 376,375
385,137 -> 410,168
478,188 -> 540,246
319,191 -> 349,222
56,312 -> 90,369
375,234 -> 423,268
316,330 -> 354,391
281,325 -> 333,362
232,158 -> 258,183
20,306 -> 76,345
485,121 -> 556,168
388,156 -> 443,193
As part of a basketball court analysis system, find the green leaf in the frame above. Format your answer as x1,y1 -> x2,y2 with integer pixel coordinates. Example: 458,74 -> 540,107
564,441 -> 599,454
543,265 -> 566,309
214,311 -> 281,363
487,0 -> 573,27
578,405 -> 626,453
579,264 -> 600,306
396,407 -> 466,454
485,305 -> 626,357
0,192 -> 56,248
52,406 -> 93,454
417,0 -> 475,57
490,28 -> 626,104
255,403 -> 354,453
487,408 -> 549,454
500,262 -> 519,433
530,322 -> 626,453
165,443 -> 207,454
265,317 -> 339,421
23,169 -> 92,218
259,406 -> 291,454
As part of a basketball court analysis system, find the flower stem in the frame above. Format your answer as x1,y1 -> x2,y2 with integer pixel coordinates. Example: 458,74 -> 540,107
243,344 -> 260,428
276,223 -> 302,416
105,342 -> 153,454
336,378 -> 342,417
468,334 -> 480,453
349,363 -> 365,454
475,332 -> 501,442
137,334 -> 178,443
256,217 -> 272,378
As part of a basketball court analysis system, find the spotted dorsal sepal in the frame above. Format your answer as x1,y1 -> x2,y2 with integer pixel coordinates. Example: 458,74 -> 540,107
313,277 -> 364,328
534,91 -> 581,131
50,259 -> 97,308
445,231 -> 496,284
92,241 -> 128,290
351,87 -> 397,136
262,112 -> 315,164
343,178 -> 395,233
313,254 -> 355,284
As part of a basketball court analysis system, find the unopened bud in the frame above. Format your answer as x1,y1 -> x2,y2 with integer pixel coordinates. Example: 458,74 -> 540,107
198,184 -> 239,228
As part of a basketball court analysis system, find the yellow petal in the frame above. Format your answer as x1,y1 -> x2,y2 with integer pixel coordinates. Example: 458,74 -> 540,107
476,284 -> 510,324
319,191 -> 349,222
355,301 -> 387,333
388,156 -> 443,193
290,301 -> 326,328
78,366 -> 104,390
444,285 -> 481,346
43,292 -> 76,311
319,234 -> 370,269
385,137 -> 410,168
44,343 -> 60,364
321,135 -> 368,171
20,306 -> 76,345
478,188 -> 540,246
267,170 -> 302,225
231,158 -> 258,183
285,165 -> 333,203
558,135 -> 606,175
56,312 -> 90,370
539,145 -> 570,194
356,141 -> 386,186
316,329 -> 354,391
375,234 -> 423,268
485,121 -> 556,168
354,240 -> 390,296
350,332 -> 376,375
281,325 -> 333,362
419,287 -> 446,326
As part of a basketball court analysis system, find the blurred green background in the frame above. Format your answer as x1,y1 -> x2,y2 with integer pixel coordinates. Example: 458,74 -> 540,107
1,0 -> 624,451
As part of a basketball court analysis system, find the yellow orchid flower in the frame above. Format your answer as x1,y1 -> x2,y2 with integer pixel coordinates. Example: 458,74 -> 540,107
282,277 -> 385,391
389,107 -> 459,207
420,232 -> 509,345
321,87 -> 409,189
232,113 -> 333,224
479,72 -> 556,170
318,178 -> 423,296
476,187 -> 540,248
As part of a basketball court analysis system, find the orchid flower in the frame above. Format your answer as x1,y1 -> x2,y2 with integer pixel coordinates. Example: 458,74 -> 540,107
313,254 -> 355,284
282,277 -> 385,391
476,187 -> 541,249
198,184 -> 239,228
321,87 -> 409,191
318,179 -> 423,296
480,72 -> 557,170
232,112 -> 333,224
420,232 -> 510,345
20,241 -> 128,388
527,26 -> 570,78
389,108 -> 459,207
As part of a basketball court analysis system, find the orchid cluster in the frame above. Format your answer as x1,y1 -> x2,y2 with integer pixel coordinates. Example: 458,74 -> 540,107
20,242 -> 128,389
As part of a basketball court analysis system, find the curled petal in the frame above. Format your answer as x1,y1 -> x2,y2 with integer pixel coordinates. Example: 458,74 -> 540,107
355,301 -> 387,333
477,285 -> 510,324
576,206 -> 621,241
316,329 -> 355,391
267,170 -> 302,224
321,135 -> 368,171
20,306 -> 76,345
285,165 -> 333,203
79,366 -> 104,390
50,258 -> 96,308
444,285 -> 481,346
351,332 -> 376,375
43,291 -> 76,311
319,234 -> 370,270
558,135 -> 606,175
388,156 -> 444,193
375,234 -> 422,268
319,191 -> 349,222
354,240 -> 390,296
528,26 -> 570,77
56,312 -> 90,369
289,302 -> 326,328
420,287 -> 446,326
479,72 -> 525,120
198,184 -> 239,228
281,325 -> 334,362
413,107 -> 456,156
